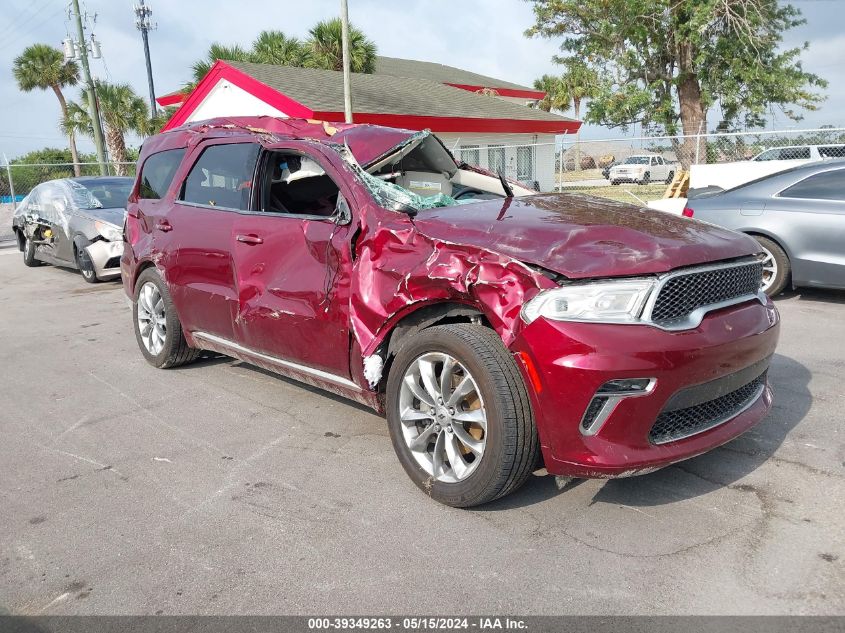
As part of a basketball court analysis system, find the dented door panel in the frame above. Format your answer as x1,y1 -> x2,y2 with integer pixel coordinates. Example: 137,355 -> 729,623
231,214 -> 354,377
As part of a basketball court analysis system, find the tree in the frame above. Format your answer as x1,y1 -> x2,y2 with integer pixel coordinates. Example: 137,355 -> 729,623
535,59 -> 600,170
183,20 -> 377,92
305,18 -> 377,73
534,58 -> 600,121
253,30 -> 310,67
526,0 -> 827,167
13,44 -> 83,176
64,81 -> 150,175
186,43 -> 255,91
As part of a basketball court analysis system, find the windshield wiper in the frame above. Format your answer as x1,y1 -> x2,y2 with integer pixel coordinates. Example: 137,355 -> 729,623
498,170 -> 514,198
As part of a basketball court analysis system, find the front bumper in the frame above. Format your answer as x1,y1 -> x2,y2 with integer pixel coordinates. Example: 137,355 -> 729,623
510,298 -> 780,478
610,172 -> 646,182
84,240 -> 124,280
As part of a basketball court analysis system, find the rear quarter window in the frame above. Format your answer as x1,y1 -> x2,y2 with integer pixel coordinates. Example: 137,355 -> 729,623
778,169 -> 845,201
138,148 -> 187,199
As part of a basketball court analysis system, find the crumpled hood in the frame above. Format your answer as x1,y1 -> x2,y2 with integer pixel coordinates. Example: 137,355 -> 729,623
410,193 -> 760,279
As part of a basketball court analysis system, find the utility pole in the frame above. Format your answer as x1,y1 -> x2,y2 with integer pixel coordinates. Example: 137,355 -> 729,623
134,0 -> 157,116
340,0 -> 353,123
69,0 -> 107,174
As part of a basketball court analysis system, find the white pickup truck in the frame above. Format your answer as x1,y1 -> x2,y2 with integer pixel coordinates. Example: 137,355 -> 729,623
608,155 -> 675,185
690,144 -> 845,190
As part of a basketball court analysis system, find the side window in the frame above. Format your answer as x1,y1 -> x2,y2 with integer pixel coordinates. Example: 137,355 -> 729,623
181,143 -> 260,210
516,146 -> 535,182
755,149 -> 779,161
261,151 -> 341,217
138,148 -> 186,199
459,145 -> 481,167
778,169 -> 845,201
487,145 -> 505,174
781,147 -> 811,160
819,145 -> 845,158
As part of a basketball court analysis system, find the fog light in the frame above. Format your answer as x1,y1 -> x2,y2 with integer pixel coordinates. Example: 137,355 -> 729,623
597,378 -> 653,395
580,378 -> 657,436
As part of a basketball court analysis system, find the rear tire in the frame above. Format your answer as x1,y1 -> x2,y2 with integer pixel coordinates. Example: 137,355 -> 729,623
23,236 -> 40,267
755,236 -> 790,297
133,268 -> 201,369
639,171 -> 651,185
386,324 -> 539,508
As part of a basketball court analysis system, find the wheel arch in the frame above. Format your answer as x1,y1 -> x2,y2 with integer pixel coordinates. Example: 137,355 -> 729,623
368,300 -> 491,395
741,229 -> 791,257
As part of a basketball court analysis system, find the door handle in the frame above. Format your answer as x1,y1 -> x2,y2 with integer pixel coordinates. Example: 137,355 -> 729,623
236,233 -> 264,245
155,219 -> 173,232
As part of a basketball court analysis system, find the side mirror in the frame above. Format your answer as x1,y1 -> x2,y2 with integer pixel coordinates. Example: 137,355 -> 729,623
334,195 -> 353,226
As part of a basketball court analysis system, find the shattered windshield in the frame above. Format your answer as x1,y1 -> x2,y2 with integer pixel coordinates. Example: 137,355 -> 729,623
351,160 -> 474,211
341,136 -> 475,212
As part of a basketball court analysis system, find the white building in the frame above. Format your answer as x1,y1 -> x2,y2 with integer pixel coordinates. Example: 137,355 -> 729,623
156,56 -> 579,191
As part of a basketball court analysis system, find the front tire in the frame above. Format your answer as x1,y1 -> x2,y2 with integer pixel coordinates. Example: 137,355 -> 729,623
665,170 -> 675,184
133,268 -> 201,368
75,245 -> 99,284
386,324 -> 538,508
755,236 -> 790,297
23,236 -> 40,267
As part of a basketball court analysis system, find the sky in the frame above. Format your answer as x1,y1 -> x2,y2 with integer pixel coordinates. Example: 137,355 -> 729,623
0,0 -> 843,160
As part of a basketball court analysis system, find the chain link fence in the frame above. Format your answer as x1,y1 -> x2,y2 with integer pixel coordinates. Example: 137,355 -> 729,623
0,162 -> 136,241
452,127 -> 845,205
2,127 -> 843,241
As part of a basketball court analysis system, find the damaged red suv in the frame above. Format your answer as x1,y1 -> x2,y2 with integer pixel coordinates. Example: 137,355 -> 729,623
123,117 -> 779,507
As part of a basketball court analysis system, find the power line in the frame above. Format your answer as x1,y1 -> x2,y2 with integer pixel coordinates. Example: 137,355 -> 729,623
0,5 -> 68,54
0,0 -> 54,42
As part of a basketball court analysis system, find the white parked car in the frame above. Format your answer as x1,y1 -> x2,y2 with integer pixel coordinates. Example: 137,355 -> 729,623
690,144 -> 845,190
608,155 -> 675,185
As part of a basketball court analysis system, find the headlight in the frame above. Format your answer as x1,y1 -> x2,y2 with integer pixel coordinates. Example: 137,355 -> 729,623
521,279 -> 655,324
94,220 -> 122,242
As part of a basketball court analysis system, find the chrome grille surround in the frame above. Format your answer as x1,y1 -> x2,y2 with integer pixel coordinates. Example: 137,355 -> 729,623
641,258 -> 767,331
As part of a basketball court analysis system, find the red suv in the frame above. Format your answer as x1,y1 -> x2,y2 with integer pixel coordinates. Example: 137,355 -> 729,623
123,117 -> 780,507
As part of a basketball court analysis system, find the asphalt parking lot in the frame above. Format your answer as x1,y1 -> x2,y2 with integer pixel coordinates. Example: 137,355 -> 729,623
0,239 -> 843,616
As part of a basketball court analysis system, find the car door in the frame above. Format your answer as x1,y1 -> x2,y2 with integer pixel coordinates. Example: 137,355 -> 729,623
155,140 -> 260,340
767,168 -> 845,288
230,143 -> 357,377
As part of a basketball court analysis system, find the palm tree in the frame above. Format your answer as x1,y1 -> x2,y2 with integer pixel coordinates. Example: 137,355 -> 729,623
252,30 -> 310,67
535,60 -> 601,121
306,18 -> 376,73
13,44 -> 83,176
64,81 -> 150,175
535,59 -> 600,170
183,21 -> 377,92
185,43 -> 255,91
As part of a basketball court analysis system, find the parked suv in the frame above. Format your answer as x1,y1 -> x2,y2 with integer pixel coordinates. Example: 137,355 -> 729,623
609,154 -> 675,185
123,117 -> 780,507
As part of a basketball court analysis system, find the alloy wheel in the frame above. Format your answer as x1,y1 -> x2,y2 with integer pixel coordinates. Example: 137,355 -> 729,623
77,249 -> 95,280
759,246 -> 778,293
398,352 -> 487,483
137,281 -> 167,356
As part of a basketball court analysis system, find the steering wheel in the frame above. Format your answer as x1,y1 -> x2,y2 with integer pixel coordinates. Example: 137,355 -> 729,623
453,187 -> 487,200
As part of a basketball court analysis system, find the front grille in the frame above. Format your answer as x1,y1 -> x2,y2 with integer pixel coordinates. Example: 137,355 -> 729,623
649,373 -> 766,444
650,261 -> 762,324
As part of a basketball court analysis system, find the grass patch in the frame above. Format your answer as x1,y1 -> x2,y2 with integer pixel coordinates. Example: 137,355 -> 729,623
559,184 -> 669,204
